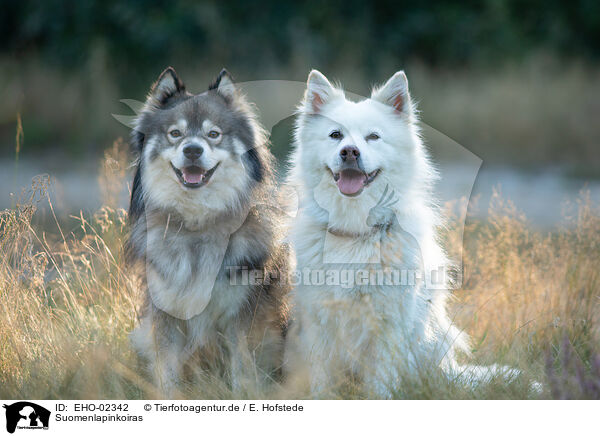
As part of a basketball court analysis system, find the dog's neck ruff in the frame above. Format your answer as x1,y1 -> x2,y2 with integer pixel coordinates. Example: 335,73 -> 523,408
326,221 -> 392,239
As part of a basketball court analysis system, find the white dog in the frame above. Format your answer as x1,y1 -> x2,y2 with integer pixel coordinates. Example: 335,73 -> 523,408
284,70 -> 512,397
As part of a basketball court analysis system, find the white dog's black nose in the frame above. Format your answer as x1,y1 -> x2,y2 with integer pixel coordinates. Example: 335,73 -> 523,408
340,145 -> 360,161
183,144 -> 204,160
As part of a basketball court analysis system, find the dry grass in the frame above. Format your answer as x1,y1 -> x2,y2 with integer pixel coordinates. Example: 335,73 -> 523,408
409,56 -> 600,170
0,145 -> 599,399
444,190 -> 600,398
2,56 -> 599,171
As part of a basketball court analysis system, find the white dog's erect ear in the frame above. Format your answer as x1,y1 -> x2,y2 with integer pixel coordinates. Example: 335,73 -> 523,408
147,67 -> 186,107
371,71 -> 410,114
211,69 -> 237,101
305,70 -> 336,113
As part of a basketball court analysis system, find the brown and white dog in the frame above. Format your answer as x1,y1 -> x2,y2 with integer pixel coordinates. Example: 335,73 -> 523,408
127,67 -> 291,396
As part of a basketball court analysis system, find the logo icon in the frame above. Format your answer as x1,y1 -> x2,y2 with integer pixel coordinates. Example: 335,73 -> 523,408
3,402 -> 50,434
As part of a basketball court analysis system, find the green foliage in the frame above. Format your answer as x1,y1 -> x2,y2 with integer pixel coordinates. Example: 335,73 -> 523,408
0,2 -> 599,166
2,0 -> 599,72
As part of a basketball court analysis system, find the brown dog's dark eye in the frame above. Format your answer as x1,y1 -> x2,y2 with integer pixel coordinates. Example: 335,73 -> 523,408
169,129 -> 182,138
208,130 -> 220,139
329,130 -> 343,139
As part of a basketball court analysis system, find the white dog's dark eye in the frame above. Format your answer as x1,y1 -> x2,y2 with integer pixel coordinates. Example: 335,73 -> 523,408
169,129 -> 182,138
207,130 -> 220,139
329,130 -> 343,139
366,133 -> 380,141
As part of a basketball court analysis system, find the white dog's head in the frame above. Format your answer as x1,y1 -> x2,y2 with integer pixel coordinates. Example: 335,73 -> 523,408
291,70 -> 435,232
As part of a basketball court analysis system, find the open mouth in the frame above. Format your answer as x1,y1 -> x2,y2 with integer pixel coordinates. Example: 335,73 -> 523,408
171,162 -> 220,189
329,167 -> 381,197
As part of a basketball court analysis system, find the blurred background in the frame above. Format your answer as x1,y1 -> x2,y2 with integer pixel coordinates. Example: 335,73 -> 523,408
1,0 -> 599,225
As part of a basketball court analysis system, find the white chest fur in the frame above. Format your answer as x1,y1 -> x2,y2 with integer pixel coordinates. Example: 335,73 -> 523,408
290,208 -> 438,370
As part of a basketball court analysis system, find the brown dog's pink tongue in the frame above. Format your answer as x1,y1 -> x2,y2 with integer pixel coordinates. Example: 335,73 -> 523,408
182,168 -> 204,184
336,170 -> 366,195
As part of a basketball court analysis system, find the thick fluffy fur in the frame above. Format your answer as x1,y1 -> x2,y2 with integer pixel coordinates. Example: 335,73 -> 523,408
284,70 -> 505,397
127,68 -> 290,396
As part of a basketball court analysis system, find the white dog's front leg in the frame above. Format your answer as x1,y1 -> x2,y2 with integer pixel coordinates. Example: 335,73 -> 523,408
362,340 -> 405,399
309,360 -> 331,398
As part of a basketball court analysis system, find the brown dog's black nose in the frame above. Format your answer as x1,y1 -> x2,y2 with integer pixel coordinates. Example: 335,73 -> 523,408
183,144 -> 204,160
340,145 -> 360,161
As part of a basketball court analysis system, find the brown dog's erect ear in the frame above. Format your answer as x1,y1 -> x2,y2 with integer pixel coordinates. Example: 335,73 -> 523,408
209,69 -> 237,101
371,71 -> 411,114
304,70 -> 337,113
147,67 -> 186,107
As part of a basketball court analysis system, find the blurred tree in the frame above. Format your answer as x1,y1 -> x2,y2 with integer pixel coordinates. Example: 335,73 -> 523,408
1,0 -> 598,71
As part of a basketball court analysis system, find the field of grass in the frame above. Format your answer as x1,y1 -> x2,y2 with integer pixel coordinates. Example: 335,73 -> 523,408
2,56 -> 600,173
0,144 -> 599,400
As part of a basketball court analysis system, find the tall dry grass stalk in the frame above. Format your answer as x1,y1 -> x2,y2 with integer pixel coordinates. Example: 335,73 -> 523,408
445,190 -> 600,397
0,175 -> 139,399
0,148 -> 599,399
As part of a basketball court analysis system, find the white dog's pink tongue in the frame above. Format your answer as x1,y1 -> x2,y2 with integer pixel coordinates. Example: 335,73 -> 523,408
337,170 -> 366,195
182,168 -> 204,184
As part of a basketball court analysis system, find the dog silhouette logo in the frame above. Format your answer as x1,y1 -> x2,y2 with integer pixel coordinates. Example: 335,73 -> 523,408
2,402 -> 50,433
